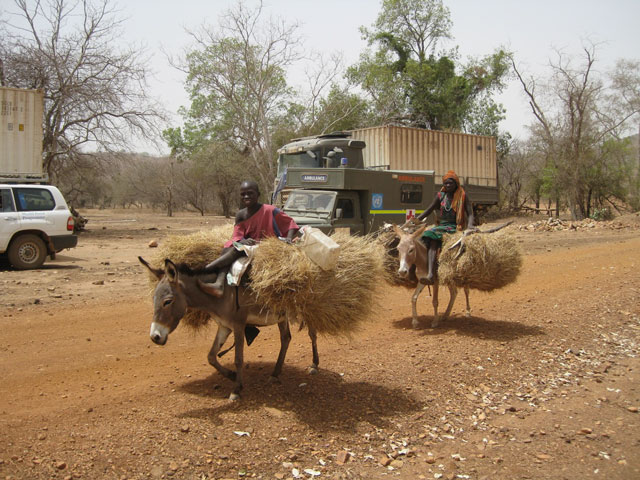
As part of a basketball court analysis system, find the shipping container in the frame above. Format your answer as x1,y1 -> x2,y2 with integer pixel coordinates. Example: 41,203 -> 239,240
350,125 -> 497,187
1,87 -> 46,182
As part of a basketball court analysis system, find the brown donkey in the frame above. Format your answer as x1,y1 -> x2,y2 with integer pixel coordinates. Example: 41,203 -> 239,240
393,225 -> 470,329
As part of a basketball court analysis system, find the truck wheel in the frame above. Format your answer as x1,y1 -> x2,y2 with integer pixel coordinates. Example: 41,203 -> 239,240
8,234 -> 47,270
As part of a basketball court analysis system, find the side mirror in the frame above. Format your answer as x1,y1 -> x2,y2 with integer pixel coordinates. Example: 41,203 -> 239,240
335,208 -> 343,219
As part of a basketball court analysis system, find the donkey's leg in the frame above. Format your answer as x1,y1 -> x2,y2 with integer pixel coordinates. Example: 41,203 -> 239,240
441,285 -> 458,322
463,287 -> 471,317
229,322 -> 247,401
307,326 -> 319,375
411,282 -> 427,329
207,326 -> 236,381
269,319 -> 292,382
431,281 -> 440,327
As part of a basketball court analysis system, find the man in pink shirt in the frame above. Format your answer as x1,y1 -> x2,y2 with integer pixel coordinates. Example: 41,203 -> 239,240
205,180 -> 299,296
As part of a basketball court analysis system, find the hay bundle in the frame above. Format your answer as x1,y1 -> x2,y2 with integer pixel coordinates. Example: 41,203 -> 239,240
437,231 -> 522,291
249,231 -> 388,336
153,224 -> 234,268
148,227 -> 388,335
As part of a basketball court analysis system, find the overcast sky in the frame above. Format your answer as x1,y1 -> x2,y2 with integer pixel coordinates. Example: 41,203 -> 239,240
98,0 -> 640,152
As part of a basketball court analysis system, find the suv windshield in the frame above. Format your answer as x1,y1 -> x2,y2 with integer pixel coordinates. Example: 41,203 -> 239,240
284,191 -> 336,216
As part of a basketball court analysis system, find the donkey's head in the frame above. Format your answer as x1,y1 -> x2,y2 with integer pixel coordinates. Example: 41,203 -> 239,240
393,224 -> 426,278
139,257 -> 189,345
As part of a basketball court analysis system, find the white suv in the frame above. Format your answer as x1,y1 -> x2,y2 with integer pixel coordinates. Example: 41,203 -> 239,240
0,184 -> 78,269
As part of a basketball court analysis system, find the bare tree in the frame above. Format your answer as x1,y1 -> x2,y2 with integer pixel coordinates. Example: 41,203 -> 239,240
512,43 -> 640,219
1,0 -> 167,180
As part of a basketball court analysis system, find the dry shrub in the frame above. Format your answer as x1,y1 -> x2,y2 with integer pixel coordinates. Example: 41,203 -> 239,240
146,227 -> 388,335
250,231 -> 388,336
438,232 -> 522,291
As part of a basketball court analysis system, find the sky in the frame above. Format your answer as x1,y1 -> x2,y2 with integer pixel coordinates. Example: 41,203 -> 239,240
14,0 -> 640,153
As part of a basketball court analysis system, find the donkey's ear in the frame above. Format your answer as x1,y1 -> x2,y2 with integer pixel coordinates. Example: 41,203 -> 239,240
392,224 -> 404,238
138,256 -> 164,280
164,259 -> 179,283
411,224 -> 427,238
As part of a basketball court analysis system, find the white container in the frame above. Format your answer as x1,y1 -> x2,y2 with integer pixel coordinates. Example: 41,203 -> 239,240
298,226 -> 340,270
1,87 -> 46,182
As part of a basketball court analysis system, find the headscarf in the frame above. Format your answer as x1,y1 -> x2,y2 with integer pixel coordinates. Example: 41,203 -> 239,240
441,170 -> 467,229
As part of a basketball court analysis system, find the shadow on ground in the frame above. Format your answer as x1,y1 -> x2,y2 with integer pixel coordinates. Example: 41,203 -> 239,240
177,362 -> 422,433
393,314 -> 545,341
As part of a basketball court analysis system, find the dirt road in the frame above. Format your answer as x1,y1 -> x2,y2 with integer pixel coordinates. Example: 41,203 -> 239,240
1,209 -> 639,480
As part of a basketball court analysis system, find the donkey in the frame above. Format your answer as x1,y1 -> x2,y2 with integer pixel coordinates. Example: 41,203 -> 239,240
393,225 -> 470,329
138,257 -> 319,401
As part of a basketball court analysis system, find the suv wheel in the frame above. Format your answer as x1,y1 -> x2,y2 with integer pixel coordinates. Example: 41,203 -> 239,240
8,234 -> 47,270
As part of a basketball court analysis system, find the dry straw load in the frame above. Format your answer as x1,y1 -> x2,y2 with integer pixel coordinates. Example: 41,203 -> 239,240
153,224 -> 234,268
437,231 -> 522,291
149,227 -> 388,336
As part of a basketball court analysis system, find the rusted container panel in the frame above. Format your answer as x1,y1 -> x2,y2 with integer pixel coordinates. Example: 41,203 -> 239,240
1,87 -> 45,180
350,125 -> 497,187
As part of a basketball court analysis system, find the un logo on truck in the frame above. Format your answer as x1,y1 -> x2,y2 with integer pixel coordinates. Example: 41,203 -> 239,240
371,193 -> 383,210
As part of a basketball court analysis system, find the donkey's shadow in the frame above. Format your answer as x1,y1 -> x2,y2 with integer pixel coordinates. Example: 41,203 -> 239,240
393,314 -> 545,341
178,363 -> 421,432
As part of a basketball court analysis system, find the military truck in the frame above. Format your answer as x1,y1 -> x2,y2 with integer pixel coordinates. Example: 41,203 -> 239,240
274,126 -> 498,215
281,167 -> 435,235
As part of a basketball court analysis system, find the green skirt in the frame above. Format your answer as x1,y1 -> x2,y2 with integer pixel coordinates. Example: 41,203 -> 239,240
422,221 -> 457,241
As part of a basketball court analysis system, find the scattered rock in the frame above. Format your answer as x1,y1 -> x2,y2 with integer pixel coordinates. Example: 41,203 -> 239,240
264,407 -> 284,418
336,451 -> 350,465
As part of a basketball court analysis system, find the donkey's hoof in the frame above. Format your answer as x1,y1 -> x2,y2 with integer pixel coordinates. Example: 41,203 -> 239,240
308,366 -> 319,375
430,320 -> 440,328
229,392 -> 240,402
411,319 -> 421,330
268,375 -> 282,385
465,311 -> 471,318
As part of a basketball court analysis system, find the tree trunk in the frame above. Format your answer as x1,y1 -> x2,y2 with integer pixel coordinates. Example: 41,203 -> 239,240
166,186 -> 173,217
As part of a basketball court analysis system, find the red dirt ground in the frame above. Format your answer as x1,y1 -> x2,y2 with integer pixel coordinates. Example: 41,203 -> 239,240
1,209 -> 639,480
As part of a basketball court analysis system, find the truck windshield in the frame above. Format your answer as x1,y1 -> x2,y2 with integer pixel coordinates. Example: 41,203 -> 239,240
278,151 -> 319,174
284,191 -> 335,215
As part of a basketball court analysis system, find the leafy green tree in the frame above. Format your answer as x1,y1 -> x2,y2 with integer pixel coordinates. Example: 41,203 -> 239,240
348,0 -> 510,133
174,2 -> 300,194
